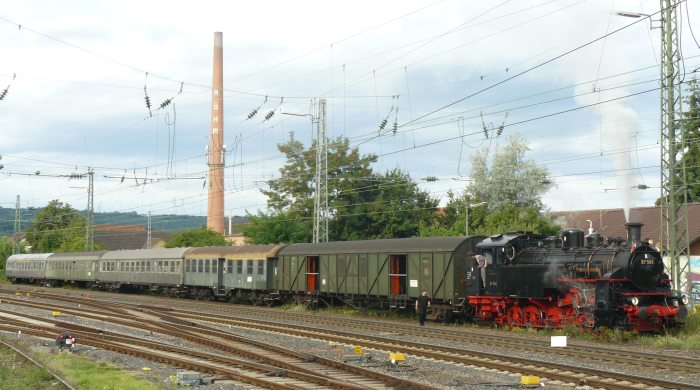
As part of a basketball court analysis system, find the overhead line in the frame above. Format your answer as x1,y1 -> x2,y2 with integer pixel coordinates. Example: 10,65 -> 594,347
398,4 -> 666,128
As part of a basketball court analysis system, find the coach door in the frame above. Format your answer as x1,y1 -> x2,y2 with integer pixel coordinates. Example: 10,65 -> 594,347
306,256 -> 319,291
389,255 -> 407,296
216,258 -> 225,295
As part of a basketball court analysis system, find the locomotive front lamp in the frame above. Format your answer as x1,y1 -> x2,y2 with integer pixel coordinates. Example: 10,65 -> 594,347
630,297 -> 639,306
681,295 -> 689,305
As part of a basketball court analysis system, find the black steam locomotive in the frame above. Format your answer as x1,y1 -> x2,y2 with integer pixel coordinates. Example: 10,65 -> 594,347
465,223 -> 690,331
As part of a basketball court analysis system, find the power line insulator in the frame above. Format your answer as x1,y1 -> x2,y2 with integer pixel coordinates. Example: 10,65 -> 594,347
159,98 -> 172,109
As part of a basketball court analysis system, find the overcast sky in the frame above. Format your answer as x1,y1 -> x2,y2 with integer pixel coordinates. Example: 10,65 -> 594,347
1,0 -> 699,221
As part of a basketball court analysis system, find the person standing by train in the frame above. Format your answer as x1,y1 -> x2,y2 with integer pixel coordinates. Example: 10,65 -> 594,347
415,289 -> 431,326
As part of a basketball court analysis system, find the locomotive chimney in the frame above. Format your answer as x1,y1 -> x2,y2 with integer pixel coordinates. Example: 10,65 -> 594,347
625,222 -> 643,247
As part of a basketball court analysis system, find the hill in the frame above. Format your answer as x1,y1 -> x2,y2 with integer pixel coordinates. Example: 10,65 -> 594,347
0,206 -> 247,236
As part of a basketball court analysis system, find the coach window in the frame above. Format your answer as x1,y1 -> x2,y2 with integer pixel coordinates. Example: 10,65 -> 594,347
257,260 -> 264,278
170,261 -> 176,273
246,260 -> 253,276
203,259 -> 209,273
212,259 -> 217,273
227,260 -> 233,274
237,261 -> 243,275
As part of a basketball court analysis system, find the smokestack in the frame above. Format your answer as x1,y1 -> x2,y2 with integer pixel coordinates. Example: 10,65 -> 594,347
207,32 -> 225,234
625,222 -> 642,247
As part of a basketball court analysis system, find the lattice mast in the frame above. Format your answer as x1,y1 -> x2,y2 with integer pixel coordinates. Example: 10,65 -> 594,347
313,98 -> 329,243
146,211 -> 152,249
658,0 -> 690,292
86,168 -> 94,251
12,195 -> 20,254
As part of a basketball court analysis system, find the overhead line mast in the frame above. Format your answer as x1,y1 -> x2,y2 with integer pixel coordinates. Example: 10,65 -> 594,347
313,98 -> 329,243
658,0 -> 690,293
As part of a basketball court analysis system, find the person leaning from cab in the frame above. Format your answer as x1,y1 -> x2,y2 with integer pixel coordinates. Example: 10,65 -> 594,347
415,289 -> 431,327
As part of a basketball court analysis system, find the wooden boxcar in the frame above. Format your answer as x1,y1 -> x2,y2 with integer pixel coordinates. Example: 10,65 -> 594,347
6,253 -> 51,284
184,245 -> 284,300
45,251 -> 105,286
98,248 -> 189,290
274,237 -> 483,320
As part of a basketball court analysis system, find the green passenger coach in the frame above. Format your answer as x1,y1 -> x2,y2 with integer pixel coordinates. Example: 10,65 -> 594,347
184,245 -> 285,301
274,236 -> 483,321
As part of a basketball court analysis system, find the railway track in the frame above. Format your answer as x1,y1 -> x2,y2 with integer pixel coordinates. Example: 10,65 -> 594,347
13,288 -> 699,376
0,338 -> 75,390
0,295 -> 432,389
3,288 -> 700,389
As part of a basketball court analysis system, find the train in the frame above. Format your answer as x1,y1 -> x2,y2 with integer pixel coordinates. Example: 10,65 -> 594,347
5,223 -> 690,332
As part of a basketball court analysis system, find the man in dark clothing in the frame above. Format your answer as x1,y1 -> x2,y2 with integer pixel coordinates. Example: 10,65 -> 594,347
415,290 -> 431,326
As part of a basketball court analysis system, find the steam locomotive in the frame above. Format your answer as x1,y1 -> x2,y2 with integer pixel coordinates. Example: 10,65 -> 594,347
466,223 -> 690,331
6,223 -> 689,332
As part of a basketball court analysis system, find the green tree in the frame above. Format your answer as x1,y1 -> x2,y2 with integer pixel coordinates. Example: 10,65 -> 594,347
425,134 -> 559,236
241,211 -> 311,244
166,227 -> 228,248
346,169 -> 438,239
24,200 -> 97,253
0,236 -> 14,270
252,133 -> 439,242
655,77 -> 700,205
678,77 -> 700,203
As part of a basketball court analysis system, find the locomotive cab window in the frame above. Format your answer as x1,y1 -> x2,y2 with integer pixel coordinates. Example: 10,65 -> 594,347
484,251 -> 494,265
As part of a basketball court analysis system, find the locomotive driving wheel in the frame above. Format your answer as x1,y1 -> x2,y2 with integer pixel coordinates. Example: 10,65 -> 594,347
505,305 -> 524,328
524,305 -> 543,328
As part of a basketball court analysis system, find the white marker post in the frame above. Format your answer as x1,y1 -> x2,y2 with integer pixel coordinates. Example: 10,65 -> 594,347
550,336 -> 567,347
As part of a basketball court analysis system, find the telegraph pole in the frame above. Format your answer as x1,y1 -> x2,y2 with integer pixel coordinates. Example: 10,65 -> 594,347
658,0 -> 690,292
12,195 -> 20,254
313,98 -> 329,243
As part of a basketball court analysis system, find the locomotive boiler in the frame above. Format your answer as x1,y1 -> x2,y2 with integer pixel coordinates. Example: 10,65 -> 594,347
465,223 -> 690,332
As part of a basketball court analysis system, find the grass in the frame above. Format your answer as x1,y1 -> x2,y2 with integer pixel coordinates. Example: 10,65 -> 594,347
541,305 -> 700,351
44,354 -> 165,390
2,337 -> 169,390
0,342 -> 56,390
635,304 -> 700,351
0,268 -> 9,284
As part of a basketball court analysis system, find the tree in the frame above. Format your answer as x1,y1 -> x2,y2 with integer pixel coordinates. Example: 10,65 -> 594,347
165,227 -> 229,248
24,200 -> 98,253
655,77 -> 700,205
677,77 -> 700,203
345,169 -> 438,239
0,236 -> 14,271
252,133 -> 440,242
241,211 -> 311,244
425,134 -> 559,236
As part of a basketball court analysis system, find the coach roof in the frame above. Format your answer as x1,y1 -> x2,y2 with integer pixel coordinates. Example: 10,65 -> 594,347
7,253 -> 53,261
48,251 -> 107,261
279,236 -> 478,256
101,247 -> 191,260
185,245 -> 286,260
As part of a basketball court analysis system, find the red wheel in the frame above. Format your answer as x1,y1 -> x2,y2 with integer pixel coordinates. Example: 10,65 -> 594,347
546,307 -> 564,326
524,305 -> 543,328
505,305 -> 524,328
